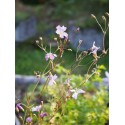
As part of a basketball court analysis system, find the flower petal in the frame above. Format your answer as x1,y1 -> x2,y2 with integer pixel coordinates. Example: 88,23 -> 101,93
70,89 -> 75,92
72,92 -> 78,99
77,89 -> 85,94
61,26 -> 67,31
53,74 -> 58,80
63,32 -> 68,38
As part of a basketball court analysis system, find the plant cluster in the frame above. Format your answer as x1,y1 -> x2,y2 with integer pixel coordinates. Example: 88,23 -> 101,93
15,13 -> 109,125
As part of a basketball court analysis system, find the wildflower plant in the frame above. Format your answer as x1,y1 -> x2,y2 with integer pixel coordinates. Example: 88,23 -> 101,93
15,13 -> 109,125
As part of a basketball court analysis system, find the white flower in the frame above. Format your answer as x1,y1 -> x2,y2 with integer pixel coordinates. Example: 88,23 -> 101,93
56,25 -> 68,39
90,41 -> 100,55
70,89 -> 85,99
45,53 -> 57,61
32,105 -> 42,112
48,74 -> 58,86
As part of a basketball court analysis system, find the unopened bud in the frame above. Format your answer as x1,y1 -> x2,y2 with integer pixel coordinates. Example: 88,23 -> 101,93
67,49 -> 72,51
79,40 -> 82,44
91,14 -> 96,19
102,50 -> 107,54
39,37 -> 42,40
102,16 -> 106,21
54,38 -> 57,41
19,106 -> 24,112
82,51 -> 88,55
49,72 -> 52,76
41,101 -> 44,105
36,40 -> 39,44
105,12 -> 109,17
19,115 -> 23,121
16,107 -> 19,113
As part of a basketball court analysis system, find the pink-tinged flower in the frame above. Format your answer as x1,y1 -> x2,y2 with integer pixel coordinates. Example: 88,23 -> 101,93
45,53 -> 57,61
32,105 -> 42,112
90,41 -> 100,55
56,25 -> 68,39
26,117 -> 32,123
16,103 -> 24,112
70,89 -> 85,99
40,112 -> 47,118
48,74 -> 58,86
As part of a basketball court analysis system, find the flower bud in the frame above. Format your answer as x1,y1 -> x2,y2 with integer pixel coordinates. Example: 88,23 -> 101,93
40,112 -> 47,118
19,115 -> 23,121
16,107 -> 19,113
36,40 -> 39,44
79,40 -> 82,44
91,14 -> 96,19
102,16 -> 106,21
19,106 -> 24,112
39,37 -> 43,40
82,51 -> 88,55
54,37 -> 57,41
26,117 -> 32,123
67,49 -> 72,51
102,50 -> 107,54
41,101 -> 44,105
105,12 -> 109,17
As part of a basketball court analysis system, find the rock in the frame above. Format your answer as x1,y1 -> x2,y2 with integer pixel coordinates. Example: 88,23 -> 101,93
15,16 -> 37,42
68,26 -> 103,51
15,74 -> 46,85
15,74 -> 46,99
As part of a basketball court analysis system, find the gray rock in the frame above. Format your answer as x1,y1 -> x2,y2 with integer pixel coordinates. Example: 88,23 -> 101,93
15,74 -> 46,85
68,26 -> 103,51
15,16 -> 37,42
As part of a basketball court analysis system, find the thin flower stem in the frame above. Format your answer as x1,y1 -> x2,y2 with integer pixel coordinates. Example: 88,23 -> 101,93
50,43 -> 51,53
42,61 -> 51,75
29,79 -> 40,103
40,78 -> 49,94
37,43 -> 47,53
22,109 -> 27,125
105,18 -> 107,32
86,61 -> 95,75
102,33 -> 106,51
78,69 -> 97,88
95,18 -> 104,33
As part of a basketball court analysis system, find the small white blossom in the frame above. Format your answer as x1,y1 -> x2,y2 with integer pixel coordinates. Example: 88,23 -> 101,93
56,25 -> 68,39
32,105 -> 42,112
70,89 -> 85,99
48,74 -> 58,86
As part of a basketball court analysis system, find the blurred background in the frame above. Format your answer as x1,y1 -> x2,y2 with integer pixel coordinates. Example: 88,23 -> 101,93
15,0 -> 109,76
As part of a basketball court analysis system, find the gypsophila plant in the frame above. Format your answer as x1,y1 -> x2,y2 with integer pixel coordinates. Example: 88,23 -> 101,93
15,13 -> 109,125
